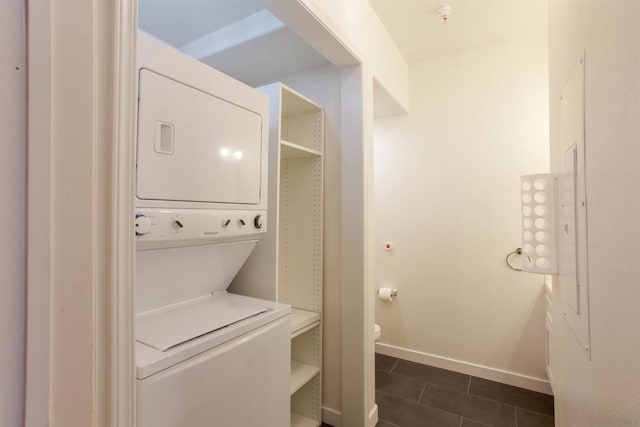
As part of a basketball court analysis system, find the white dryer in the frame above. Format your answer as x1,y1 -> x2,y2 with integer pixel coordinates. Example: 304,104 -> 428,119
134,33 -> 290,427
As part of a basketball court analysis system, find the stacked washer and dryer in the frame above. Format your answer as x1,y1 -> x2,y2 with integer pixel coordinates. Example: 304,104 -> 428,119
133,33 -> 291,427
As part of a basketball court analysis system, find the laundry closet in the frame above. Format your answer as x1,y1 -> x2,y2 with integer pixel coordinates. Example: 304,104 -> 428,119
134,2 -> 347,426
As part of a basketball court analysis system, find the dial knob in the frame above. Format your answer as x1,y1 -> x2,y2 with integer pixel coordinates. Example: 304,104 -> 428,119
254,214 -> 264,229
135,214 -> 152,236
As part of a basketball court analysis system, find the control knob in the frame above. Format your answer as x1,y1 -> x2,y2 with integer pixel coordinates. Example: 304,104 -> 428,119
254,214 -> 264,229
135,214 -> 152,236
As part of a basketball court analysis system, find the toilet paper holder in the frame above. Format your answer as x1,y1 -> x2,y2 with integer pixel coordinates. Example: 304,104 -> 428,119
377,288 -> 398,297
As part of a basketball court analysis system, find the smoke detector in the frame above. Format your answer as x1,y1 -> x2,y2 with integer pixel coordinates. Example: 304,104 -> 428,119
437,5 -> 452,23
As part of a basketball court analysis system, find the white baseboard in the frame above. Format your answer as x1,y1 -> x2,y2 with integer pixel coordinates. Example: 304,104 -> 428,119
546,365 -> 555,394
321,404 -> 378,427
368,403 -> 378,427
322,406 -> 342,427
376,342 -> 553,395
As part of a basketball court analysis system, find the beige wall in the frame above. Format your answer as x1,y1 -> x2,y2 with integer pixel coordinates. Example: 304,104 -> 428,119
374,35 -> 551,387
0,1 -> 26,425
548,1 -> 640,425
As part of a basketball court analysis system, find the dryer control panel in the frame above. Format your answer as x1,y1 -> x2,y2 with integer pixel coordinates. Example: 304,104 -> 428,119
135,209 -> 266,244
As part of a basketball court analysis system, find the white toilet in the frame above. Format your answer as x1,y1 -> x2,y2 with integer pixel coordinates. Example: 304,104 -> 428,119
374,323 -> 381,342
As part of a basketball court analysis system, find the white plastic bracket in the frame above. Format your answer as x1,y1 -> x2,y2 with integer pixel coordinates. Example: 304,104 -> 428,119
520,174 -> 558,274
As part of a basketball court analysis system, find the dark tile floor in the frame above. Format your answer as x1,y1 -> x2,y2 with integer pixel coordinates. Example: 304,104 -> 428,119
374,353 -> 554,427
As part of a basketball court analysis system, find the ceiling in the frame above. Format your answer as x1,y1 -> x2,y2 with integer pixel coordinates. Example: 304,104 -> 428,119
369,0 -> 548,63
138,0 -> 329,87
139,0 -> 265,47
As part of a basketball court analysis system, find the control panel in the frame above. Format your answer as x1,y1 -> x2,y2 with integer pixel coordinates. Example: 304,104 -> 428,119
134,209 -> 267,243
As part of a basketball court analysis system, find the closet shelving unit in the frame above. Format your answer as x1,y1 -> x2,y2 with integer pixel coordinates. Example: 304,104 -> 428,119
233,83 -> 324,427
269,83 -> 324,427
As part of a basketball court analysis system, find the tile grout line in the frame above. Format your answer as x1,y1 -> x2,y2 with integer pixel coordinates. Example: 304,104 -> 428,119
467,378 -> 554,410
514,405 -> 556,419
378,389 -> 466,425
382,355 -> 555,424
382,368 -> 470,393
465,388 -> 551,416
389,358 -> 400,373
416,382 -> 428,403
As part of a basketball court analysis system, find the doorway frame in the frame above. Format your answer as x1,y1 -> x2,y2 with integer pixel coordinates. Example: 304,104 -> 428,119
109,3 -> 374,424
24,0 -> 375,425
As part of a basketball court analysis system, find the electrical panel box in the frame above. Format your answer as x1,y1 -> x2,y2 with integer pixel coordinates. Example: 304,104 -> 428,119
558,55 -> 590,357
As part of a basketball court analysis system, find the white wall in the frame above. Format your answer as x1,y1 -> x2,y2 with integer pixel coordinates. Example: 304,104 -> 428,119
374,35 -> 551,390
548,1 -> 640,425
0,1 -> 26,425
303,0 -> 409,112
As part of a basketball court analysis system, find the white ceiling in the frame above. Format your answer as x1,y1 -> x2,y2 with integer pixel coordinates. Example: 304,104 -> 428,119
138,0 -> 330,86
369,0 -> 548,63
198,28 -> 329,87
139,0 -> 265,47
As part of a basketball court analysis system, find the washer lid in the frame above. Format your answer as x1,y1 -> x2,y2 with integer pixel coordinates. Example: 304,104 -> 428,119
136,292 -> 267,352
135,293 -> 291,380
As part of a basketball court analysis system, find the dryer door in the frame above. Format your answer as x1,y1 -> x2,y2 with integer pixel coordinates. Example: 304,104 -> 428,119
137,69 -> 263,205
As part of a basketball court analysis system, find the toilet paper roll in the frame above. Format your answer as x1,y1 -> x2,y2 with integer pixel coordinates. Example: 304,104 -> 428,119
378,287 -> 395,302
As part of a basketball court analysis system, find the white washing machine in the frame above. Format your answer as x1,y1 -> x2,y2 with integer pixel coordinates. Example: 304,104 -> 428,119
134,33 -> 290,427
